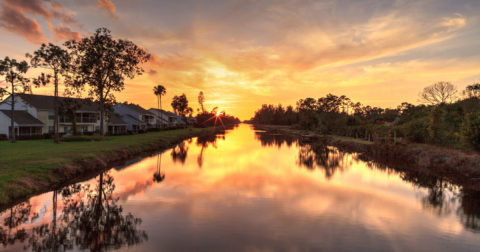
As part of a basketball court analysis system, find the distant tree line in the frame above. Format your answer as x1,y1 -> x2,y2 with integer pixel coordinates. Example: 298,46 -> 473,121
251,82 -> 480,151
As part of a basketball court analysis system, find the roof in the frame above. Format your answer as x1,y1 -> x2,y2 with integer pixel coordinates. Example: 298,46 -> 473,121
0,110 -> 44,125
108,114 -> 128,125
149,108 -> 175,116
125,114 -> 146,124
123,103 -> 155,115
17,94 -> 99,112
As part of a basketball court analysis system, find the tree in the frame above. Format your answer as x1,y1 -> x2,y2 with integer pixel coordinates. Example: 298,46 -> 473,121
27,43 -> 71,144
198,91 -> 206,114
461,83 -> 480,100
418,82 -> 458,105
153,85 -> 166,125
171,93 -> 192,117
0,57 -> 31,143
64,28 -> 150,136
59,98 -> 83,135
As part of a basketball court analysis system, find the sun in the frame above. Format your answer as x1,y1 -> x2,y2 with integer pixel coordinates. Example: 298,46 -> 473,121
216,111 -> 221,116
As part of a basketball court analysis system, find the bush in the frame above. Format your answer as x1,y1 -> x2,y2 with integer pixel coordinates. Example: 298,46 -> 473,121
0,134 -> 7,140
403,118 -> 430,143
82,131 -> 97,136
43,133 -> 67,139
137,129 -> 147,134
127,130 -> 134,135
61,135 -> 107,142
461,112 -> 480,151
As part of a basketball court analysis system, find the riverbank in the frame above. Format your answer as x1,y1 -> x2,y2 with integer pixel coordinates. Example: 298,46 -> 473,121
256,124 -> 480,189
0,127 -> 219,204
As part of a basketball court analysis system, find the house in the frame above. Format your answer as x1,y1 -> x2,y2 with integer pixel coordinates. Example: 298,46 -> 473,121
0,110 -> 45,137
0,94 -> 105,138
107,114 -> 128,134
113,103 -> 156,132
149,108 -> 178,127
185,116 -> 198,126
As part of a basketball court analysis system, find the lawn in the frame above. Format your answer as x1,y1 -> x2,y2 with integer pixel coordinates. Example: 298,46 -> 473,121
0,127 -> 210,203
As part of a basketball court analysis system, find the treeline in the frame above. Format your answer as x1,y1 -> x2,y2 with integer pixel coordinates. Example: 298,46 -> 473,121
251,82 -> 480,151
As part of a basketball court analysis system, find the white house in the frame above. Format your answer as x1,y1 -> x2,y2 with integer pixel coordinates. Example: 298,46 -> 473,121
113,103 -> 157,132
0,94 -> 106,138
148,108 -> 182,127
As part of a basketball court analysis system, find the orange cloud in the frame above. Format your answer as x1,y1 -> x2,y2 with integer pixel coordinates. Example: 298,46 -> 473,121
0,2 -> 47,44
97,0 -> 118,20
0,0 -> 83,44
47,22 -> 82,42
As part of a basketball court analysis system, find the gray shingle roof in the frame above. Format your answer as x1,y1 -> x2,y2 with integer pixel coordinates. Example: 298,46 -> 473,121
108,114 -> 128,125
0,110 -> 44,125
18,94 -> 99,112
125,114 -> 146,124
124,103 -> 155,115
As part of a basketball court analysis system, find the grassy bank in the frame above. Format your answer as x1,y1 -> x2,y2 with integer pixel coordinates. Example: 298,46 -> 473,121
256,125 -> 372,145
0,127 -> 214,204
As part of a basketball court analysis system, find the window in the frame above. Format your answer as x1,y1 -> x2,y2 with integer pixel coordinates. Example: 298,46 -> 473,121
95,126 -> 100,132
48,111 -> 55,120
48,126 -> 54,133
140,115 -> 144,121
81,126 -> 89,132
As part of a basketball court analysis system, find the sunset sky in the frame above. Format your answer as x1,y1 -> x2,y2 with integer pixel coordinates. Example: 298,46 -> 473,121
1,0 -> 480,120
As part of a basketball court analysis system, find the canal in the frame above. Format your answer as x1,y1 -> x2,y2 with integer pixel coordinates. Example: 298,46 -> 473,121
0,124 -> 479,251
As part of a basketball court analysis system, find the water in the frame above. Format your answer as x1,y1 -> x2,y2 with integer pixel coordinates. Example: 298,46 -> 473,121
1,124 -> 479,252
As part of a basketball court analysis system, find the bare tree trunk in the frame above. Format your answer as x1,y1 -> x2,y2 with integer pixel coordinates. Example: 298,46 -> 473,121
54,72 -> 59,144
100,101 -> 105,136
10,80 -> 15,143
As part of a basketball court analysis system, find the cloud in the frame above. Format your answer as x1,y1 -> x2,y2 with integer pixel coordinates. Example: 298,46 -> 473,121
47,23 -> 82,42
0,2 -> 47,44
0,0 -> 83,44
97,0 -> 118,20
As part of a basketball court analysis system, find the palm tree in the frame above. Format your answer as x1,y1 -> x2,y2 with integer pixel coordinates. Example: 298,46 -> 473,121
153,153 -> 165,183
153,85 -> 167,127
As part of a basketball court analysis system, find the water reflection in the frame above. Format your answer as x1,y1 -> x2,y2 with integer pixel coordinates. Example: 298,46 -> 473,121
196,134 -> 223,169
254,130 -> 295,148
1,124 -> 480,251
153,153 -> 165,183
0,172 -> 147,251
171,142 -> 188,165
297,143 -> 351,179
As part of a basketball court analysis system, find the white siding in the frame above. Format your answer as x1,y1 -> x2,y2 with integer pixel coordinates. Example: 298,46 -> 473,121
0,111 -> 17,138
0,95 -> 38,118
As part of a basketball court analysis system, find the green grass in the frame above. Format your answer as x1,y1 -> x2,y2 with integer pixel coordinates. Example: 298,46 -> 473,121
0,127 -> 210,203
328,135 -> 374,145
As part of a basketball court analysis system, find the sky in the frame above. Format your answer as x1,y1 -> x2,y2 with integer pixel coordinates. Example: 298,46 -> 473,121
0,0 -> 480,120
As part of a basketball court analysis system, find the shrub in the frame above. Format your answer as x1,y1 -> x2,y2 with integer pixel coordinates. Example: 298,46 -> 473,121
43,133 -> 67,139
0,134 -> 7,140
461,112 -> 480,151
61,135 -> 107,142
137,129 -> 147,134
403,118 -> 430,143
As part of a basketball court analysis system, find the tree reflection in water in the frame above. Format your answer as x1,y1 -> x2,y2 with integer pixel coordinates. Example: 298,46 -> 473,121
358,154 -> 480,233
153,153 -> 165,183
196,133 -> 223,168
0,171 -> 147,251
296,143 -> 351,179
0,201 -> 36,247
171,142 -> 188,164
254,130 -> 295,148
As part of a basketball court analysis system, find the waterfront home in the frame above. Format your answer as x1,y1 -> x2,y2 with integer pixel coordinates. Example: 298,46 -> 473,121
148,108 -> 178,127
107,114 -> 128,134
186,116 -> 198,126
148,109 -> 187,128
0,94 -> 104,138
113,103 -> 156,131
